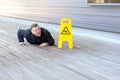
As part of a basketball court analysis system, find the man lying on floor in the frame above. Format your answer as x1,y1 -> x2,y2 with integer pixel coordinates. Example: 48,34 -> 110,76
17,23 -> 54,47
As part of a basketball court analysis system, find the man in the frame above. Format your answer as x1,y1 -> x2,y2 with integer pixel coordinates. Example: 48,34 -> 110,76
17,23 -> 54,47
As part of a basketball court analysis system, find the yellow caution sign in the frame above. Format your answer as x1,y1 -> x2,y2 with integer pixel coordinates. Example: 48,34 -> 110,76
58,18 -> 73,48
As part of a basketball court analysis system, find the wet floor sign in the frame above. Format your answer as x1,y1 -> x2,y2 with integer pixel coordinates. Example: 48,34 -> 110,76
58,18 -> 73,48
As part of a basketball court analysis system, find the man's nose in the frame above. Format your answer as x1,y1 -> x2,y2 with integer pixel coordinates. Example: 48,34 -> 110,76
37,30 -> 40,33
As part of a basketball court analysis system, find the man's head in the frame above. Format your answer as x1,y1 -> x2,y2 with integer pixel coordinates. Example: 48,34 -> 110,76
31,23 -> 41,37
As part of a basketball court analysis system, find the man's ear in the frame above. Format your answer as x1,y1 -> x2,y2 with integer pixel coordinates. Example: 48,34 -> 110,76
31,28 -> 32,31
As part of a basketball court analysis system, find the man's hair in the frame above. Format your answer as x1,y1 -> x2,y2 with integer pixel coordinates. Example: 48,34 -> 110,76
31,23 -> 39,30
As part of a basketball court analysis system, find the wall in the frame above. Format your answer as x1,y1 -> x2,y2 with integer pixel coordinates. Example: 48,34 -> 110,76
0,0 -> 120,33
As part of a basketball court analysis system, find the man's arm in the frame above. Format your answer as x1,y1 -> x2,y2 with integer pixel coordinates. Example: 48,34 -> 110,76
17,29 -> 26,45
40,32 -> 54,47
45,31 -> 55,46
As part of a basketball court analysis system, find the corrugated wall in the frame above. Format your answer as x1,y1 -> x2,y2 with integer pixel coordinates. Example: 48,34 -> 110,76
0,0 -> 120,33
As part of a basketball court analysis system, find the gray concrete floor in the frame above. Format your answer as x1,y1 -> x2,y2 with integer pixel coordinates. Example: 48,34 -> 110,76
0,16 -> 120,80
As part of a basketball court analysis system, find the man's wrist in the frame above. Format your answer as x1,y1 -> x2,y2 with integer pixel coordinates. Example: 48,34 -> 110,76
44,42 -> 49,46
19,42 -> 25,45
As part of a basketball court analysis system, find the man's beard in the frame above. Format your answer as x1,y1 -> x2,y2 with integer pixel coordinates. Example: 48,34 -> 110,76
35,33 -> 41,37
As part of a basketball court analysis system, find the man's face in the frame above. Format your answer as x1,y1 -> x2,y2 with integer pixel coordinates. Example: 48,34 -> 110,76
31,26 -> 41,37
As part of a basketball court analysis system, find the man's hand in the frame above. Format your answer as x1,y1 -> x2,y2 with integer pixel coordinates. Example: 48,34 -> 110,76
19,42 -> 25,45
40,43 -> 49,47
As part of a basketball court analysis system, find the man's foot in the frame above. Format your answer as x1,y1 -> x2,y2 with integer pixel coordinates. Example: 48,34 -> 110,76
18,26 -> 22,30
